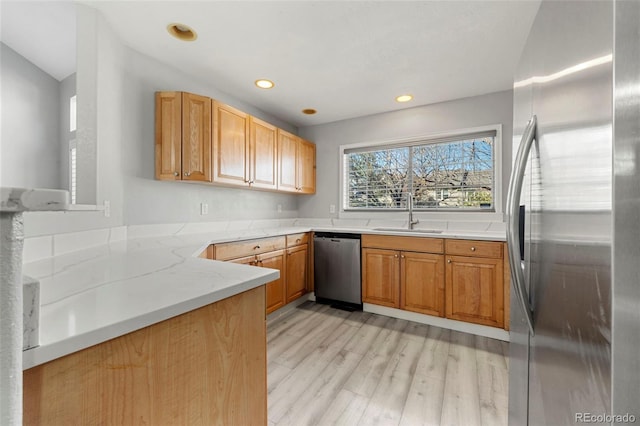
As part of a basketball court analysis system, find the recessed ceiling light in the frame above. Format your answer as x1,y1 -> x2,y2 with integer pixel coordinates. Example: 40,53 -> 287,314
302,108 -> 317,115
255,79 -> 275,89
167,23 -> 197,41
395,94 -> 413,103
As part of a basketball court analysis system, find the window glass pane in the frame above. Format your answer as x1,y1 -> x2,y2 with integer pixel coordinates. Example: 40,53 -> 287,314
69,95 -> 77,132
346,147 -> 410,209
412,137 -> 493,209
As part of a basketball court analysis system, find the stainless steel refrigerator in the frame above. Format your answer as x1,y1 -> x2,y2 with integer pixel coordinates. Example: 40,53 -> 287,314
507,1 -> 640,425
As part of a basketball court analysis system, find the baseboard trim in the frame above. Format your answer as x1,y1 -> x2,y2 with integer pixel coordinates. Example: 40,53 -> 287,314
363,303 -> 510,342
267,293 -> 314,323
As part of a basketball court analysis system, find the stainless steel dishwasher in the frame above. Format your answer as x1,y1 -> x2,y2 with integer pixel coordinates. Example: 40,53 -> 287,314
313,232 -> 362,310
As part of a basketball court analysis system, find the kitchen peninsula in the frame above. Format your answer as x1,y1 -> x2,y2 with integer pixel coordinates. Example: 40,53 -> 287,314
20,227 -> 311,425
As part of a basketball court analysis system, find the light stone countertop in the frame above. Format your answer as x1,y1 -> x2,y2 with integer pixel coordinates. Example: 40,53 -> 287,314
21,222 -> 506,369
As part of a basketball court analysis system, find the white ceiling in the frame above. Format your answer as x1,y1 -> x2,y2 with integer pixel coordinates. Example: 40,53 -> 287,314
2,1 -> 541,127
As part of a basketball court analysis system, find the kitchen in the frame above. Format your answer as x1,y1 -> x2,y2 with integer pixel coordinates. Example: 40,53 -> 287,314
1,1 -> 638,425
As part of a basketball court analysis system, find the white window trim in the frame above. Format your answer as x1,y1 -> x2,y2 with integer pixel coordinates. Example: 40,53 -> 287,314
338,124 -> 503,222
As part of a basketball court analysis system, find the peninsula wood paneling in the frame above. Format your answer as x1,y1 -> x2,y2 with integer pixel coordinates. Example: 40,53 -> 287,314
23,287 -> 267,426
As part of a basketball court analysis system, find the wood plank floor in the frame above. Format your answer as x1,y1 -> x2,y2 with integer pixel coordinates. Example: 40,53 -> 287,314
267,302 -> 509,426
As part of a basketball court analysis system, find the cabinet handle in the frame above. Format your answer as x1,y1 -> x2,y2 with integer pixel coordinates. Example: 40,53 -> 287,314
296,239 -> 301,243
174,172 -> 179,176
394,254 -> 398,258
401,255 -> 405,259
253,245 -> 261,250
447,259 -> 452,263
470,247 -> 476,251
184,172 -> 191,177
249,180 -> 255,184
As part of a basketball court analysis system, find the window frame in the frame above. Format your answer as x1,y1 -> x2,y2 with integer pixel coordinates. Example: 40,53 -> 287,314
338,124 -> 503,221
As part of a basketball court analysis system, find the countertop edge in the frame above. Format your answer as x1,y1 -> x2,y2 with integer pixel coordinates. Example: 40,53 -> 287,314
22,269 -> 277,370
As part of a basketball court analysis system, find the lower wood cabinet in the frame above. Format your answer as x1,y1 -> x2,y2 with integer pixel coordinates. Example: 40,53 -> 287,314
210,233 -> 310,314
444,239 -> 505,328
23,286 -> 267,425
361,234 -> 508,329
286,244 -> 308,303
362,248 -> 400,308
229,250 -> 286,314
362,248 -> 445,316
401,251 -> 445,317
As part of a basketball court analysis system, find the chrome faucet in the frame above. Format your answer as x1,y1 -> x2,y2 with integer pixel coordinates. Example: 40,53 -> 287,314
408,192 -> 419,229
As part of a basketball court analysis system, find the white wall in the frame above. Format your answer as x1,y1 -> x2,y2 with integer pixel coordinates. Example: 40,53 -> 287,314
22,5 -> 299,236
119,32 -> 299,225
297,90 -> 514,221
1,43 -> 62,189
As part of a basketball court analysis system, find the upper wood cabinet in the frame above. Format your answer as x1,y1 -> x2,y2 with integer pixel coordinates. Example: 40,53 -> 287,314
249,117 -> 278,190
155,92 -> 212,182
212,101 -> 250,186
156,92 -> 315,194
277,129 -> 316,194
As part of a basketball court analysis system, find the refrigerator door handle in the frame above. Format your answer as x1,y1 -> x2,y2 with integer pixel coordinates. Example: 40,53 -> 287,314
506,115 -> 537,336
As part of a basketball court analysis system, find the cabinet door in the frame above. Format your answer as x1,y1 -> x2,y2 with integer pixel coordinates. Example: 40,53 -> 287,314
257,250 -> 286,314
445,255 -> 504,328
277,130 -> 298,192
401,251 -> 445,317
249,117 -> 278,190
213,101 -> 249,186
181,92 -> 212,182
297,139 -> 316,194
286,245 -> 307,303
362,248 -> 400,308
155,91 -> 182,180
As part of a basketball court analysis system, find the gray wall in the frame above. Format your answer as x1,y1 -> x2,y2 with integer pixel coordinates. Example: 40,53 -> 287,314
1,42 -> 62,189
297,90 -> 514,220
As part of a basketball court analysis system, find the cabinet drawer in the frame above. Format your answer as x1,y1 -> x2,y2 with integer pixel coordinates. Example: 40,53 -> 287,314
213,236 -> 286,261
362,234 -> 443,254
445,239 -> 503,258
286,233 -> 309,247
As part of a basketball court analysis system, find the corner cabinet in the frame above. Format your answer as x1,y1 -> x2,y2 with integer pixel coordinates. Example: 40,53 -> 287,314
278,130 -> 316,194
208,233 -> 311,314
155,91 -> 212,182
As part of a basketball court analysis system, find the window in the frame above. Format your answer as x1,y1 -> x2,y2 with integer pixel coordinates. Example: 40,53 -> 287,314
69,140 -> 77,204
343,128 -> 499,212
69,95 -> 77,132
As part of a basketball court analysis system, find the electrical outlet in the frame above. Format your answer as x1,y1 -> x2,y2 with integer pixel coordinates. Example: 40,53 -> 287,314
104,200 -> 110,217
277,204 -> 282,213
329,204 -> 336,214
200,203 -> 209,215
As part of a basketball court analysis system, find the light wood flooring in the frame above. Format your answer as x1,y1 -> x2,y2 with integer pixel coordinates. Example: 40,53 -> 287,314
267,302 -> 509,426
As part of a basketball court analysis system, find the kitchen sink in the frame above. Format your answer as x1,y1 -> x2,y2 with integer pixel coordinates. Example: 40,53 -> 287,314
373,227 -> 443,234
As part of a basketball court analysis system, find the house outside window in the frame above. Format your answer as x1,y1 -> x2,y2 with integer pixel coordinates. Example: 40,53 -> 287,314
342,126 -> 501,213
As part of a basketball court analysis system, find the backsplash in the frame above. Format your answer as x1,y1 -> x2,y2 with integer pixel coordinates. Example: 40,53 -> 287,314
22,218 -> 508,264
